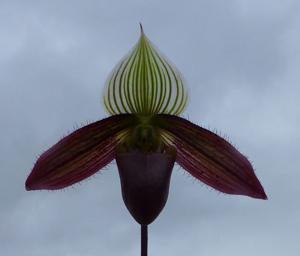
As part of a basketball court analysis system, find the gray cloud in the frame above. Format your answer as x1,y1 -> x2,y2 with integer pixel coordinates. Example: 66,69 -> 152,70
1,0 -> 300,255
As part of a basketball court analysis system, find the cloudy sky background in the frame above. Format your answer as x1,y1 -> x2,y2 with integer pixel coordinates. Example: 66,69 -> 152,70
1,0 -> 300,255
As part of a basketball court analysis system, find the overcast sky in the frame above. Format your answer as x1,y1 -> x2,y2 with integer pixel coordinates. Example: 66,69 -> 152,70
1,0 -> 300,255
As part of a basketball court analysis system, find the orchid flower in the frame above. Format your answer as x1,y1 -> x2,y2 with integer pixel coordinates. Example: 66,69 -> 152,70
26,25 -> 267,255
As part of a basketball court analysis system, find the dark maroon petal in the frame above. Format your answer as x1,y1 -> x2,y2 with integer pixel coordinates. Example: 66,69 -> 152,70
26,114 -> 133,190
116,150 -> 176,225
155,114 -> 267,200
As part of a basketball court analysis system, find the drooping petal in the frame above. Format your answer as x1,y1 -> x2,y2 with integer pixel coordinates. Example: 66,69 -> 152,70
26,114 -> 133,190
155,115 -> 267,199
103,25 -> 188,116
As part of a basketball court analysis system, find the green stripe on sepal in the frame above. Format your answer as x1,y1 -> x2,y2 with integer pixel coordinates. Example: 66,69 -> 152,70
103,25 -> 188,116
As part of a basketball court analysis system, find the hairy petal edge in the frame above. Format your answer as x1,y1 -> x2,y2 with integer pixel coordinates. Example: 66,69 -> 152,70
26,114 -> 133,190
156,114 -> 267,199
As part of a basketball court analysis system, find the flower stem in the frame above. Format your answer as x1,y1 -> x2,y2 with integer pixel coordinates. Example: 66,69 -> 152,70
141,225 -> 148,256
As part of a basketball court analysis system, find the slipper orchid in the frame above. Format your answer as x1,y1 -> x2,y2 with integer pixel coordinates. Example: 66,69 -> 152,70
26,25 -> 267,255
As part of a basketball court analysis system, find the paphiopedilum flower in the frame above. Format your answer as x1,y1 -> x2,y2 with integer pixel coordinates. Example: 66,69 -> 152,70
26,25 -> 267,253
